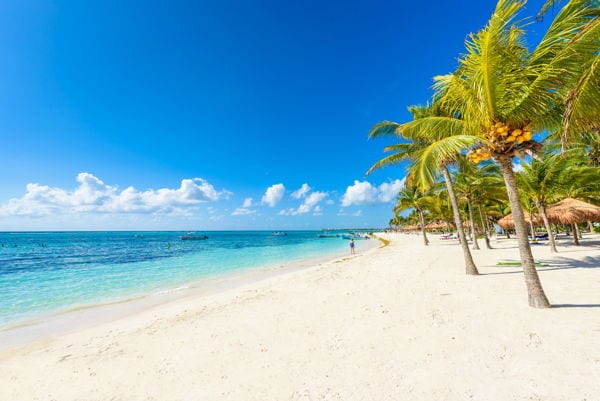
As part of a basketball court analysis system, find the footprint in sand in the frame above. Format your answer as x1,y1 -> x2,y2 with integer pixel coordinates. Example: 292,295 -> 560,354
527,333 -> 542,348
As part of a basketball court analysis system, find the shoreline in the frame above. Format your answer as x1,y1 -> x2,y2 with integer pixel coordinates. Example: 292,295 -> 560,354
1,232 -> 598,400
0,236 -> 381,352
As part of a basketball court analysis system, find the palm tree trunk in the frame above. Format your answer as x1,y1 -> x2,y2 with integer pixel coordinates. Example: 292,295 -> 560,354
572,223 -> 580,245
466,197 -> 480,250
588,221 -> 594,233
499,157 -> 550,308
442,166 -> 479,275
417,208 -> 429,246
538,204 -> 557,253
529,219 -> 536,240
477,204 -> 492,249
444,219 -> 453,233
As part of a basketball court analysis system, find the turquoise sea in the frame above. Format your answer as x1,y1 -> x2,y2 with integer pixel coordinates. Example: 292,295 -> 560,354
0,231 -> 359,326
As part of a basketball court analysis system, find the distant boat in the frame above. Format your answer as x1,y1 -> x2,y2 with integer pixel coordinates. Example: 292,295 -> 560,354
272,232 -> 287,236
180,233 -> 208,240
341,233 -> 370,240
318,234 -> 339,238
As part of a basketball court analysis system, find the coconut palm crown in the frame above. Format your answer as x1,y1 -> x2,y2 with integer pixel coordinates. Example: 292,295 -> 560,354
388,0 -> 598,308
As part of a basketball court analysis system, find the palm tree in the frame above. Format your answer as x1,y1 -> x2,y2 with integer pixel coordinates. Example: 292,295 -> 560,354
394,184 -> 434,246
516,152 -> 572,252
423,186 -> 456,231
453,160 -> 505,250
368,108 -> 480,275
453,167 -> 482,250
393,0 -> 599,307
537,1 -> 600,154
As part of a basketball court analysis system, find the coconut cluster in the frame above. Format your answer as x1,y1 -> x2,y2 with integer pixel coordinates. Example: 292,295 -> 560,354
488,122 -> 533,143
467,147 -> 491,163
467,121 -> 538,163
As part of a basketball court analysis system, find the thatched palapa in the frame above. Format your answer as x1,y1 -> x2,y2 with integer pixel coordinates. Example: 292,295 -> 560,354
545,198 -> 600,225
497,212 -> 541,229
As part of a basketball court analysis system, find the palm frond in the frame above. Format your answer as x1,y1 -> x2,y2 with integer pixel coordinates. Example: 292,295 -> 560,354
368,121 -> 401,139
399,116 -> 467,140
410,135 -> 479,190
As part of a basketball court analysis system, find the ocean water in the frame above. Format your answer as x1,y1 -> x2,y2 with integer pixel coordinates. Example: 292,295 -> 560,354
0,231 -> 356,326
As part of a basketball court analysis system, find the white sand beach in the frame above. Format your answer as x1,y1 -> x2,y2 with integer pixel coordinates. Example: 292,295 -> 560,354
1,233 -> 599,401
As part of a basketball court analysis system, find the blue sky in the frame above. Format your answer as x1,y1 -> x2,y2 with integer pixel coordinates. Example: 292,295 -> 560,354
0,0 -> 551,230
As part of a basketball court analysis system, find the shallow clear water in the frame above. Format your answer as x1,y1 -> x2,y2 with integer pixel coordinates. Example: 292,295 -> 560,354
0,231 -> 353,326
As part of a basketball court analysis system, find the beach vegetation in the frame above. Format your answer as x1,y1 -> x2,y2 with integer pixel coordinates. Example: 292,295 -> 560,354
368,105 -> 479,275
369,0 -> 599,308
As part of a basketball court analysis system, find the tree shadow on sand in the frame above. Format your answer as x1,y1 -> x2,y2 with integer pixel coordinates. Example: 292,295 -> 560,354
481,254 -> 600,275
480,255 -> 600,308
551,303 -> 600,308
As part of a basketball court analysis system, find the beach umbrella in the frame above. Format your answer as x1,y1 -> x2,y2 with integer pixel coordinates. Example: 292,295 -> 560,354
402,225 -> 421,231
545,198 -> 600,224
425,222 -> 446,230
545,198 -> 600,245
497,212 -> 541,229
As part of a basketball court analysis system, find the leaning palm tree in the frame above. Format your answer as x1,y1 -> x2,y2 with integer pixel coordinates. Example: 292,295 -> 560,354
395,0 -> 598,307
368,106 -> 480,275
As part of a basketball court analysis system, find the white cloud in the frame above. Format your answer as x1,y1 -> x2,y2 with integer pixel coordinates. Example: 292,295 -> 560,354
341,179 -> 404,207
291,183 -> 311,199
279,191 -> 328,216
278,208 -> 294,216
209,214 -> 225,222
313,205 -> 323,216
341,181 -> 378,207
231,208 -> 256,216
231,197 -> 257,216
0,173 -> 227,217
261,183 -> 285,207
376,179 -> 405,202
337,209 -> 363,217
299,191 -> 327,213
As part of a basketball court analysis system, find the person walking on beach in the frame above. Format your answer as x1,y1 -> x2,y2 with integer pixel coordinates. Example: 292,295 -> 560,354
350,238 -> 355,255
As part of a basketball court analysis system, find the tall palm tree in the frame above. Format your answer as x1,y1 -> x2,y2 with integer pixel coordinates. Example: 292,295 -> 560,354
537,1 -> 600,154
394,0 -> 598,307
368,108 -> 480,275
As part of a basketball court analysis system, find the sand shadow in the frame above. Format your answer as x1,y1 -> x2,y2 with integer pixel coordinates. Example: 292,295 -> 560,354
551,303 -> 600,309
479,255 -> 600,276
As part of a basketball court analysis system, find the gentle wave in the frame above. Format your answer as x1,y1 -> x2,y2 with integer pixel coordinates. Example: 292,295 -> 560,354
0,231 -> 360,325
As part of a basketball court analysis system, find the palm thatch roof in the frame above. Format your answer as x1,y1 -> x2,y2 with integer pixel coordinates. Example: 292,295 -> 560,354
425,222 -> 446,230
545,198 -> 600,225
497,212 -> 541,229
402,225 -> 421,231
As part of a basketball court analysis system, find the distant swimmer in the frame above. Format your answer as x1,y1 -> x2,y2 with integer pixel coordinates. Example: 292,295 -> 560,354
167,242 -> 172,249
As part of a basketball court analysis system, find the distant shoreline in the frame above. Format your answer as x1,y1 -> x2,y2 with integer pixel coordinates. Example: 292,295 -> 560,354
0,236 -> 379,351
